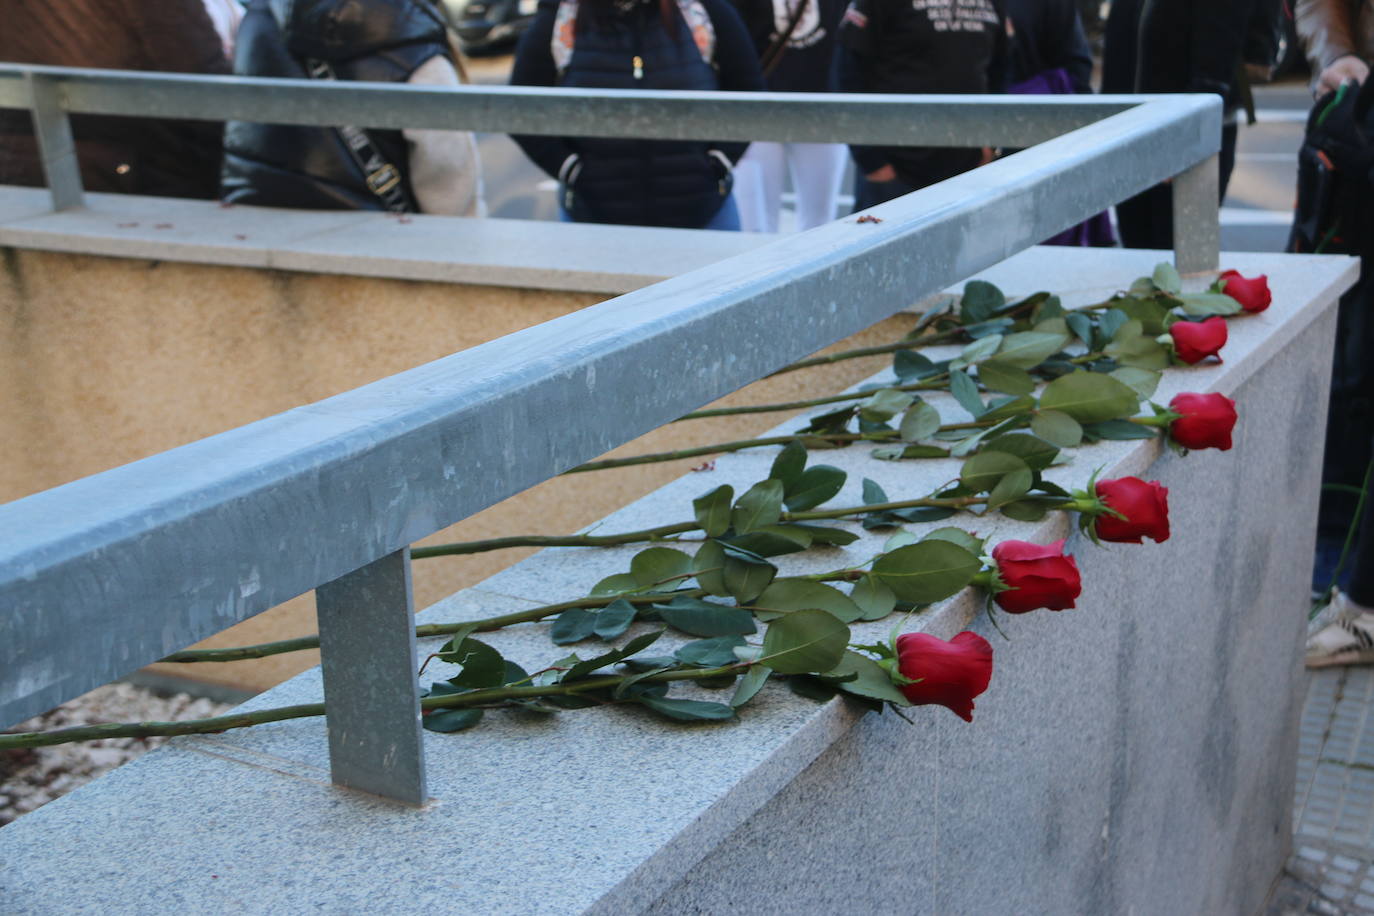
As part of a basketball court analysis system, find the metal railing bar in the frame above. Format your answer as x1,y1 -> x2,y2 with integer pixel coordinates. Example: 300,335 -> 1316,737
0,96 -> 1219,729
0,63 -> 1165,148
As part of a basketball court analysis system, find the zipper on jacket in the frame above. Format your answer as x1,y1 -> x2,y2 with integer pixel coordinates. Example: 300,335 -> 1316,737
632,55 -> 644,81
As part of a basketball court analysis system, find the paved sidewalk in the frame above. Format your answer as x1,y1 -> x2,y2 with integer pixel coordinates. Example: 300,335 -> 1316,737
1270,667 -> 1374,915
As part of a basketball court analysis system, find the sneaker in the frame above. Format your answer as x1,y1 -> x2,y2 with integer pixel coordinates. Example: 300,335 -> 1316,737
1306,591 -> 1374,668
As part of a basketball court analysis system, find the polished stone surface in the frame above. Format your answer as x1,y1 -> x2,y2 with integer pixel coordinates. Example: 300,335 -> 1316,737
0,248 -> 1355,913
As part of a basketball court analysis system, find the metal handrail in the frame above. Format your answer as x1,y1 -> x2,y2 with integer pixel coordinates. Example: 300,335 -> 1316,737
0,64 -> 1221,803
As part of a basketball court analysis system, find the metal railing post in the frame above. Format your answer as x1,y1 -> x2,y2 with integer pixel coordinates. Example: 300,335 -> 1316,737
1171,152 -> 1220,274
23,72 -> 84,211
315,548 -> 427,805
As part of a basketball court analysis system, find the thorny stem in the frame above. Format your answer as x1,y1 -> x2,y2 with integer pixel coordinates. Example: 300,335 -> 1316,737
414,495 -> 987,558
676,377 -> 947,421
0,665 -> 751,750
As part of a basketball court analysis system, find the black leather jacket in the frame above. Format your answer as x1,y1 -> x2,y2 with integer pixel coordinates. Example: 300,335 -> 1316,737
221,0 -> 451,210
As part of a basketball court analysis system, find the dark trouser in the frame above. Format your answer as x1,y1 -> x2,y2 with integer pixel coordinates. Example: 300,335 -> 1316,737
1114,121 -> 1239,249
1347,475 -> 1374,606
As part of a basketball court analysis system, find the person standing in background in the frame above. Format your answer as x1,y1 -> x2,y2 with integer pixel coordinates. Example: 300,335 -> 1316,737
1294,0 -> 1374,665
0,0 -> 229,199
1100,0 -> 1258,249
509,0 -> 763,229
729,0 -> 848,232
832,0 -> 1006,211
222,0 -> 485,217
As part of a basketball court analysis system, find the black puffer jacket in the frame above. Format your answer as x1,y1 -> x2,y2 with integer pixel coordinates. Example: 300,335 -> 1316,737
510,0 -> 764,228
221,0 -> 451,210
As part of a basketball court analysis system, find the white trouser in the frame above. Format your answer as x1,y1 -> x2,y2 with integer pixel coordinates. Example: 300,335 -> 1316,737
732,140 -> 847,233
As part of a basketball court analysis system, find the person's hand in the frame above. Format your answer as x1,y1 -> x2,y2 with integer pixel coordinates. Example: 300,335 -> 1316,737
1316,54 -> 1370,98
865,164 -> 897,182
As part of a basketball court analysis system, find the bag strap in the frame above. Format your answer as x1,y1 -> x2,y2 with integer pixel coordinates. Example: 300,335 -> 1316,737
759,0 -> 808,77
303,58 -> 415,213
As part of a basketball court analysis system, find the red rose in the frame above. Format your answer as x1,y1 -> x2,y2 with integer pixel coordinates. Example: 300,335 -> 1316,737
1093,477 -> 1170,544
896,631 -> 993,722
1169,392 -> 1238,451
1219,270 -> 1271,313
990,539 -> 1082,613
1168,317 -> 1228,364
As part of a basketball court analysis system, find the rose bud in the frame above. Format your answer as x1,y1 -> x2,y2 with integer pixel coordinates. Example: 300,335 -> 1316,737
1168,392 -> 1238,451
1093,476 -> 1170,544
1168,316 -> 1228,364
1219,269 -> 1271,313
989,539 -> 1082,613
895,631 -> 994,723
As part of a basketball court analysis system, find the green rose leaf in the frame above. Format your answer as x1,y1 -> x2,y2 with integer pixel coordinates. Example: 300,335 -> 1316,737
593,599 -> 637,640
564,630 -> 664,682
1038,371 -> 1140,424
1066,311 -> 1094,346
960,450 -> 1030,494
422,708 -> 484,733
1104,334 -> 1170,370
723,552 -> 777,604
1030,409 -> 1083,448
1113,297 -> 1171,335
824,650 -> 911,706
730,665 -> 773,708
978,359 -> 1036,395
783,465 -> 847,511
921,526 -> 985,556
960,279 -> 1005,324
1081,419 -> 1157,441
754,578 -> 863,623
995,330 -> 1068,370
693,540 -> 729,596
768,440 -> 807,489
692,484 -> 734,539
441,637 -> 507,689
551,607 -> 599,645
788,523 -> 860,546
872,444 -> 950,461
1097,309 -> 1129,347
731,479 -> 786,534
759,608 -> 851,675
637,696 -> 737,722
724,525 -> 813,558
675,635 -> 747,667
893,349 -> 939,381
658,596 -> 757,637
849,573 -> 898,621
862,477 -> 889,504
1177,292 -> 1243,317
899,401 -> 943,441
985,432 -> 1059,471
859,388 -> 917,423
958,333 -> 1004,366
872,540 -> 982,604
999,497 -> 1061,522
949,369 -> 985,419
1152,262 -> 1182,294
590,573 -> 640,597
1109,366 -> 1162,399
987,467 -> 1034,510
630,546 -> 695,589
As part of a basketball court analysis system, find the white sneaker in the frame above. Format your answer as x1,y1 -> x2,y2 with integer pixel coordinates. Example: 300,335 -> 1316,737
1306,591 -> 1374,668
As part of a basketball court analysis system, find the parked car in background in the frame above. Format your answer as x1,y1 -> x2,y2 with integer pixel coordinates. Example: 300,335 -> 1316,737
443,0 -> 537,54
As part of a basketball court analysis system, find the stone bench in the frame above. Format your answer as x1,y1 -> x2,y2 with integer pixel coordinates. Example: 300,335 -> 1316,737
0,247 -> 1355,913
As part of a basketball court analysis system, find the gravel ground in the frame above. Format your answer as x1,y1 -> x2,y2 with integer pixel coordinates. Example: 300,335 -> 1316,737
1,683 -> 231,826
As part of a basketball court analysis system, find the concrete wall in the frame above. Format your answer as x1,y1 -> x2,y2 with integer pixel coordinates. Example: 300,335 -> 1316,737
0,247 -> 910,692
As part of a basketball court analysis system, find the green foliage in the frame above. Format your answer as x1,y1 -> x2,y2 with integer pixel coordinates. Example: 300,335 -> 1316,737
960,279 -> 1006,323
675,636 -> 747,667
994,330 -> 1068,369
1030,409 -> 1083,448
783,465 -> 848,511
760,609 -> 851,674
551,608 -> 599,645
630,547 -> 694,589
899,401 -> 942,441
1177,292 -> 1242,317
657,596 -> 757,637
440,636 -> 506,689
754,579 -> 863,623
637,696 -> 737,722
731,480 -> 785,534
949,369 -> 985,418
1038,371 -> 1141,424
730,665 -> 773,708
872,540 -> 982,604
423,708 -> 484,733
823,651 -> 911,706
978,360 -> 1036,395
692,484 -> 734,538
